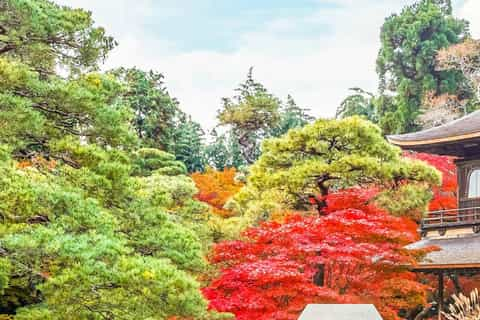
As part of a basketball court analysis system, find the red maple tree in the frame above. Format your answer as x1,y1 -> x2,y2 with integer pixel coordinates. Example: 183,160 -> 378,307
403,152 -> 457,211
203,189 -> 430,320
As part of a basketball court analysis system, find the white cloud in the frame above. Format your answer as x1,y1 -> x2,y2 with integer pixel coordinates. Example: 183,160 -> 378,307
55,0 -> 470,130
458,0 -> 480,38
99,1 -> 408,129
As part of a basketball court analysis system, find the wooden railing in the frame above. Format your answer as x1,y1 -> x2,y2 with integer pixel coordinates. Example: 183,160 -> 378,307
421,207 -> 480,232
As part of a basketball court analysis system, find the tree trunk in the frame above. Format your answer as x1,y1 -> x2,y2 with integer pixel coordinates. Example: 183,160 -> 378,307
313,264 -> 325,286
315,175 -> 330,215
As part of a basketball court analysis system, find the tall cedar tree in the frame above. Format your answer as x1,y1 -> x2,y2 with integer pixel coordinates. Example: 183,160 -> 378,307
111,68 -> 206,172
204,129 -> 245,171
110,68 -> 180,150
376,0 -> 469,133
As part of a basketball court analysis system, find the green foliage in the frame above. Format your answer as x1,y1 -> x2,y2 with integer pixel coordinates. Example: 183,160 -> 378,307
133,148 -> 187,177
0,57 -> 136,163
137,173 -> 198,210
47,139 -> 134,208
112,67 -> 206,172
376,0 -> 469,133
134,171 -> 213,247
336,88 -> 378,122
217,68 -> 281,164
122,204 -> 205,271
0,149 -> 214,319
232,117 -> 441,222
171,115 -> 206,172
13,254 -> 207,320
0,0 -> 116,73
204,129 -> 245,170
0,1 -> 217,318
215,71 -> 313,167
376,184 -> 434,219
269,94 -> 314,137
0,258 -> 10,295
111,68 -> 180,150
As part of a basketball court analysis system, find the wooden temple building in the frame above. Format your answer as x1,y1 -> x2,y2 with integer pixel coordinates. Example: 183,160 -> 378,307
388,110 -> 480,319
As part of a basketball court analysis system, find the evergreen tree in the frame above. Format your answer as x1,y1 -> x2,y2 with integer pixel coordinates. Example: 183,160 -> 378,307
376,0 -> 469,133
112,68 -> 207,172
0,1 -> 223,318
0,0 -> 116,74
232,117 -> 440,221
171,115 -> 206,173
217,69 -> 280,164
205,130 -> 230,171
111,67 -> 180,151
336,88 -> 378,122
205,130 -> 245,170
269,95 -> 314,137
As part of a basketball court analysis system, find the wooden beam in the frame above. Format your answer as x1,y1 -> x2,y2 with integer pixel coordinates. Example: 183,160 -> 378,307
412,263 -> 480,271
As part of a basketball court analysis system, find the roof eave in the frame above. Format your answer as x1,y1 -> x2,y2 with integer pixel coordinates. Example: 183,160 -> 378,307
388,131 -> 480,148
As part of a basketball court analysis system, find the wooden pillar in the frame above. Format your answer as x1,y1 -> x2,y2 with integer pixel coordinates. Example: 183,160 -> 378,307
438,271 -> 444,320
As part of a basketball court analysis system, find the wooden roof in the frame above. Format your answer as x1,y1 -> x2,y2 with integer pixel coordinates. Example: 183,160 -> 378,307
407,234 -> 480,272
387,110 -> 480,157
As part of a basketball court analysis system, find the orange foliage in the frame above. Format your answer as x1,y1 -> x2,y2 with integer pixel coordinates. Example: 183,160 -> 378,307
191,167 -> 244,217
16,156 -> 57,171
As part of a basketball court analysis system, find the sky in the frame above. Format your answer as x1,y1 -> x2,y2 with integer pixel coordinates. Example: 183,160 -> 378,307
54,0 -> 480,130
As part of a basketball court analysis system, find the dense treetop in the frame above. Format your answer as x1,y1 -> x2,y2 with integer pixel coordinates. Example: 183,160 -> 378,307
376,0 -> 469,133
0,0 -> 115,73
216,69 -> 313,166
232,117 -> 440,222
338,0 -> 475,134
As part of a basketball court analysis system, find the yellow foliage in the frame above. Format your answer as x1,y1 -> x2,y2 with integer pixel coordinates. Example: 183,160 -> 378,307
142,270 -> 155,280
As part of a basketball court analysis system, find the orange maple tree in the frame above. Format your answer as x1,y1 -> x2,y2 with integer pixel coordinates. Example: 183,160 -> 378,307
191,167 -> 244,217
